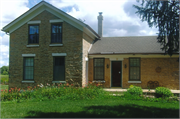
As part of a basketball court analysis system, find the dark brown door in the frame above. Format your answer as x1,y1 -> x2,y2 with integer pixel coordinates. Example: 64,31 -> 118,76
112,61 -> 121,87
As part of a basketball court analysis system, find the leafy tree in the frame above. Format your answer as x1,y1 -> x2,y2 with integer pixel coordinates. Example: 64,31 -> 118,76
1,66 -> 9,75
133,0 -> 179,56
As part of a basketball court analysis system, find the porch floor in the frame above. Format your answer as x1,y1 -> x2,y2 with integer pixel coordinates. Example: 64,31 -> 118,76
104,88 -> 180,94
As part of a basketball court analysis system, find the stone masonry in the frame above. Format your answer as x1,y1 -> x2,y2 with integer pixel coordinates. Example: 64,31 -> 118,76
9,10 -> 93,89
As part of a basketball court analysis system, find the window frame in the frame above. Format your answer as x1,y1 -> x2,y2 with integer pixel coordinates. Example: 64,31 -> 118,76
51,23 -> 63,44
28,25 -> 39,44
93,58 -> 105,80
53,56 -> 65,81
23,57 -> 34,80
129,57 -> 141,81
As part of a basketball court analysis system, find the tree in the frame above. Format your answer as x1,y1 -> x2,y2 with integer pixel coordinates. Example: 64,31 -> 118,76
133,0 -> 179,56
1,66 -> 9,75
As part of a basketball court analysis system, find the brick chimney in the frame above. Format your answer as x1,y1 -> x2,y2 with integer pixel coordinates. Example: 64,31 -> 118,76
97,12 -> 103,37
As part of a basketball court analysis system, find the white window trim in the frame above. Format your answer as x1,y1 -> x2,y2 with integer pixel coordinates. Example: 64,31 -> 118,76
27,20 -> 41,24
22,54 -> 36,57
52,81 -> 66,83
92,80 -> 106,83
128,81 -> 141,83
49,44 -> 63,47
26,45 -> 39,47
22,81 -> 35,83
52,53 -> 67,56
49,19 -> 63,23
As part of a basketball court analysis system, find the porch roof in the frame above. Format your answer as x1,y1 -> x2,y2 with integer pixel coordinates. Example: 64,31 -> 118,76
89,36 -> 167,55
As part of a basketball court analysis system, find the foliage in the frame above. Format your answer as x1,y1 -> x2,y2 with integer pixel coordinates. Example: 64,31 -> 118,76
0,82 -> 110,102
155,87 -> 173,98
1,66 -> 9,75
133,0 -> 179,56
0,75 -> 9,84
125,85 -> 143,96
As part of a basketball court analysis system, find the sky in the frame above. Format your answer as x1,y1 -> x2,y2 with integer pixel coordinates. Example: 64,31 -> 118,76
0,0 -> 159,67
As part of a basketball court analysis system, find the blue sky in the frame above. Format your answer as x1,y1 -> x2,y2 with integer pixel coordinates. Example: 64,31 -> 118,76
0,0 -> 158,67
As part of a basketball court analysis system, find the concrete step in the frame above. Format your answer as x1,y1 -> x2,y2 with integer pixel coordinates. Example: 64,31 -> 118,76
104,88 -> 180,94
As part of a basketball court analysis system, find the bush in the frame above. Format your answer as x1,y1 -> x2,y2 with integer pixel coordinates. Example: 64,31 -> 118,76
0,82 -> 110,102
155,87 -> 173,98
126,85 -> 143,96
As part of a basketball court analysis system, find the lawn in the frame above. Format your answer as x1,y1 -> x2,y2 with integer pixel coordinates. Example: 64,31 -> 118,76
1,97 -> 179,118
0,85 -> 8,90
0,75 -> 9,84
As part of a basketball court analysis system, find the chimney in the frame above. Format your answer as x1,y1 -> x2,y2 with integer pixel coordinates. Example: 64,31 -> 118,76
97,12 -> 103,37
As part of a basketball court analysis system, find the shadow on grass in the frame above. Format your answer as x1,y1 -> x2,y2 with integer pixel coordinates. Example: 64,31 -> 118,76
25,104 -> 179,118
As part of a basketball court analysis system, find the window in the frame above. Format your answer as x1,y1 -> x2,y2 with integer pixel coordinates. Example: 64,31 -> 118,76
129,58 -> 140,81
29,25 -> 39,44
53,57 -> 65,81
94,58 -> 104,80
24,57 -> 34,80
51,24 -> 62,43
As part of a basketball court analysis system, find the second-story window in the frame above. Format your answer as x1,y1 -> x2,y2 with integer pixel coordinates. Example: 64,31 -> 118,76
29,25 -> 39,44
51,24 -> 62,43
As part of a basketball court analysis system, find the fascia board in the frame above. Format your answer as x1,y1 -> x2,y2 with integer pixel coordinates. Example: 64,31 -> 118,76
5,6 -> 45,33
83,27 -> 96,39
88,54 -> 179,59
44,3 -> 86,27
45,7 -> 83,31
2,2 -> 45,32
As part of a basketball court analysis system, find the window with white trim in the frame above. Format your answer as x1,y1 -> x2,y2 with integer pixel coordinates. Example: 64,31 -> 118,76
129,58 -> 140,81
94,58 -> 104,80
24,57 -> 34,80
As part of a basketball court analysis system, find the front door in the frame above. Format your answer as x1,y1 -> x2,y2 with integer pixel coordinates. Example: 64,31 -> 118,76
111,61 -> 122,87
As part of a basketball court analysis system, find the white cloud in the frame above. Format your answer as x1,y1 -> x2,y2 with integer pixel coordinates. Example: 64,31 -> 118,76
0,0 -> 29,29
0,0 -> 29,67
49,0 -> 158,37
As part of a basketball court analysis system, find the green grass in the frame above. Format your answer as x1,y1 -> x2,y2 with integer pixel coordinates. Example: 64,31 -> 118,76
0,75 -> 9,84
1,97 -> 179,118
0,85 -> 8,90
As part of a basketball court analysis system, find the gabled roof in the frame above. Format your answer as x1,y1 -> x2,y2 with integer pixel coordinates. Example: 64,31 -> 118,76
89,36 -> 170,54
2,1 -> 100,39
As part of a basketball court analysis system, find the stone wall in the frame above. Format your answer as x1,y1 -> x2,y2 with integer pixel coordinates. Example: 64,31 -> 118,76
9,10 -> 84,89
88,57 -> 179,89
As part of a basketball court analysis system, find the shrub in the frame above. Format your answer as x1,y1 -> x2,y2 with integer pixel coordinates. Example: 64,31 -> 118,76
126,85 -> 143,96
0,82 -> 110,102
155,87 -> 173,98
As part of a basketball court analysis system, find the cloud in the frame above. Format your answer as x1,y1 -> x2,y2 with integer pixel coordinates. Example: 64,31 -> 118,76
0,0 -> 29,29
0,0 -> 29,67
49,0 -> 158,37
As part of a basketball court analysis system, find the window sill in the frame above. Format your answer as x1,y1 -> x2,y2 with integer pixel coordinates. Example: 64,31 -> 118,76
26,45 -> 39,47
49,44 -> 63,47
128,81 -> 141,83
92,80 -> 105,83
52,81 -> 66,83
22,81 -> 35,83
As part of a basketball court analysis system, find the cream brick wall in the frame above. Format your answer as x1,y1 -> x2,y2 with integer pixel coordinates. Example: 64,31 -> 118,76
82,33 -> 94,87
88,57 -> 179,89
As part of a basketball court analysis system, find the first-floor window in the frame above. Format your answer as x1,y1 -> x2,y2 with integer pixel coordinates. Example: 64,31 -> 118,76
129,58 -> 140,81
94,58 -> 104,80
24,57 -> 34,80
53,57 -> 65,81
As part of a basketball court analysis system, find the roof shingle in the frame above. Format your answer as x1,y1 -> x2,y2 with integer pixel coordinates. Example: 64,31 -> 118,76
89,36 -> 165,54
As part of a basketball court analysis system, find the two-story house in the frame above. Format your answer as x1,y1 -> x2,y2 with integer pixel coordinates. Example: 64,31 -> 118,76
2,1 -> 179,89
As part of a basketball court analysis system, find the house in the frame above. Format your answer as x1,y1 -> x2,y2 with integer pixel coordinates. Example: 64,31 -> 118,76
2,1 -> 179,90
